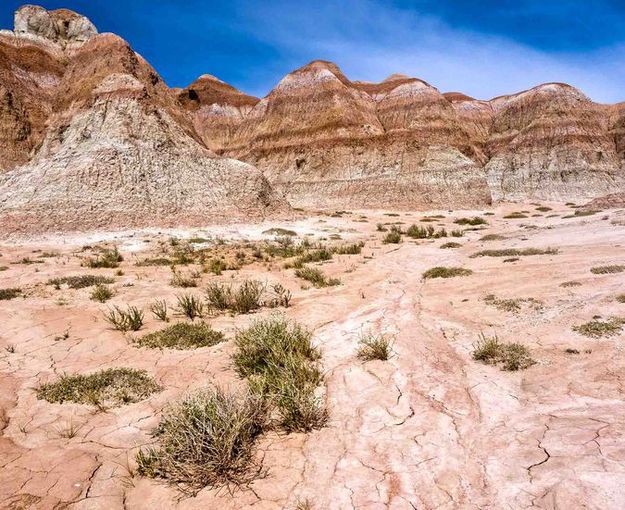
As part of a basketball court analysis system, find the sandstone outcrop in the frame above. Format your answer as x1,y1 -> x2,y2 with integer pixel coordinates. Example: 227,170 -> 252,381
0,6 -> 285,234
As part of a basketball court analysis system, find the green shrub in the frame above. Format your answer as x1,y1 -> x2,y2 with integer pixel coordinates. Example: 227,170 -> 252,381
135,322 -> 225,350
104,305 -> 144,332
356,332 -> 392,361
382,229 -> 402,244
295,267 -> 340,287
472,333 -> 534,371
37,368 -> 160,407
406,224 -> 447,239
176,294 -> 204,320
0,288 -> 22,300
85,247 -> 123,268
49,275 -> 114,289
136,387 -> 268,491
90,284 -> 113,302
422,267 -> 473,279
234,315 -> 326,432
205,280 -> 265,313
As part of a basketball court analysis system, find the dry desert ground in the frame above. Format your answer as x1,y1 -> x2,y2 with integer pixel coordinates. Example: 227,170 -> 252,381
1,203 -> 625,509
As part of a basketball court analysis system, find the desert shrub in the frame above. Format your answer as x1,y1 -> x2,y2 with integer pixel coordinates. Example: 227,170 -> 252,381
170,270 -> 198,288
617,294 -> 625,303
234,315 -> 326,432
135,322 -> 225,350
136,257 -> 172,267
104,305 -> 144,332
176,294 -> 204,320
440,242 -> 461,249
356,332 -> 392,361
590,265 -> 625,274
136,387 -> 268,491
333,242 -> 364,255
470,247 -> 558,258
560,281 -> 582,288
422,267 -> 473,279
563,209 -> 600,218
479,234 -> 506,241
483,294 -> 542,313
536,206 -> 552,212
573,317 -> 624,338
382,227 -> 402,244
454,217 -> 487,226
263,227 -> 297,237
503,212 -> 528,219
207,258 -> 228,275
0,288 -> 21,300
503,257 -> 519,263
472,333 -> 534,371
295,267 -> 340,288
90,284 -> 113,302
37,367 -> 160,407
85,247 -> 123,268
376,223 -> 387,232
406,224 -> 447,239
150,300 -> 169,321
49,275 -> 113,289
205,280 -> 265,313
266,283 -> 292,308
450,229 -> 464,237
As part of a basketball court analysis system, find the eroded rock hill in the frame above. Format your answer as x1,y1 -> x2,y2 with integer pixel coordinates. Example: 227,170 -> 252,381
180,62 -> 625,208
0,6 -> 285,234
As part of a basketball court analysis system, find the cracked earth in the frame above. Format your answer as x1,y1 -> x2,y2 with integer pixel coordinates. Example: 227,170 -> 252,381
1,203 -> 625,509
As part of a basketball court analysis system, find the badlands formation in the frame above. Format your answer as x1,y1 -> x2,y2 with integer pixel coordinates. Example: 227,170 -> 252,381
1,5 -> 625,510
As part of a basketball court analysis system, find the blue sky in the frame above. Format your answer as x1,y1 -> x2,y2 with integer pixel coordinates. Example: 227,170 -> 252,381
3,1 -> 624,102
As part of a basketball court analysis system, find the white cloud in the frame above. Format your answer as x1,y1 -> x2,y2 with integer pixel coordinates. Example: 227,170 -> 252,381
239,0 -> 625,103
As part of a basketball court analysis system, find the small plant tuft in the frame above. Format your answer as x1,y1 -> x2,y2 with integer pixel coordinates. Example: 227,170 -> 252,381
422,266 -> 473,279
104,305 -> 144,332
135,322 -> 225,350
472,333 -> 534,371
356,332 -> 393,361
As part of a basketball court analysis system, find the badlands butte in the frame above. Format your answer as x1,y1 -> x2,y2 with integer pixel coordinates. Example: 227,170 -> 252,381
0,5 -> 624,233
2,5 -> 625,510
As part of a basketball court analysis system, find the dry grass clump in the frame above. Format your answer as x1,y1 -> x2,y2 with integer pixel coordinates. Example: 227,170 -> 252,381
479,234 -> 506,241
49,275 -> 114,289
563,209 -> 600,219
136,387 -> 268,492
288,248 -> 333,268
406,225 -> 447,239
206,280 -> 265,313
170,269 -> 199,288
135,322 -> 225,350
356,332 -> 393,361
472,333 -> 535,371
616,294 -> 625,303
422,266 -> 473,279
590,265 -> 625,274
454,216 -> 487,226
483,294 -> 542,313
560,280 -> 582,288
0,287 -> 22,300
573,317 -> 625,338
470,247 -> 558,258
536,206 -> 552,212
176,294 -> 204,320
37,368 -> 160,407
263,227 -> 297,237
90,284 -> 113,302
266,283 -> 292,308
333,242 -> 364,255
382,226 -> 402,244
104,305 -> 144,332
295,267 -> 340,288
440,241 -> 462,249
503,212 -> 528,219
234,315 -> 326,432
85,247 -> 123,268
150,299 -> 169,321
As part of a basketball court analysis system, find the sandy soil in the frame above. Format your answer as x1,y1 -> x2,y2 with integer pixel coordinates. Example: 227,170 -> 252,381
1,203 -> 625,509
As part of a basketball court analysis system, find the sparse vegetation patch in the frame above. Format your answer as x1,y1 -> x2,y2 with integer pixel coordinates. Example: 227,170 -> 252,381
423,267 -> 473,279
470,247 -> 558,258
483,294 -> 542,313
356,332 -> 393,361
295,267 -> 340,288
37,368 -> 160,407
0,288 -> 22,300
472,333 -> 535,371
590,265 -> 625,275
573,317 -> 625,338
454,217 -> 487,226
135,322 -> 225,350
49,275 -> 114,289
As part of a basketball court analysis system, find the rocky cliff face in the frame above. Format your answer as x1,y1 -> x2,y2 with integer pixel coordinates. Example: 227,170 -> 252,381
0,6 -> 285,233
181,64 -> 625,208
1,5 -> 624,230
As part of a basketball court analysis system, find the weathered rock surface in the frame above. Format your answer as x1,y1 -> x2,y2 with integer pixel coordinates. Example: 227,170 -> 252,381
0,6 -> 285,234
181,65 -> 625,208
